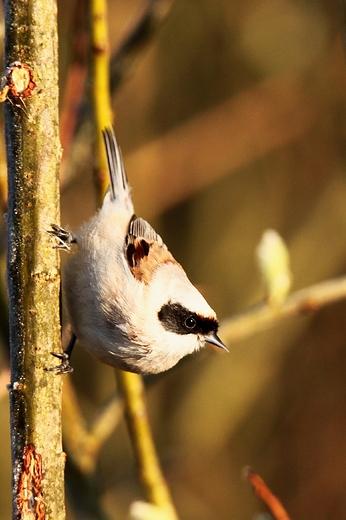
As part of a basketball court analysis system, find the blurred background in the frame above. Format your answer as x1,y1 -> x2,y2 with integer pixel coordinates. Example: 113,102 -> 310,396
2,0 -> 346,518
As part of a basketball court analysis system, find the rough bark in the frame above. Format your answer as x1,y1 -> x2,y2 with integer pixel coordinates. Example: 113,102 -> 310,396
3,0 -> 65,518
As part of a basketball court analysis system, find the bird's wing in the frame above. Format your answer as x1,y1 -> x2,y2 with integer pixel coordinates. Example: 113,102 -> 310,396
125,217 -> 177,284
128,217 -> 163,245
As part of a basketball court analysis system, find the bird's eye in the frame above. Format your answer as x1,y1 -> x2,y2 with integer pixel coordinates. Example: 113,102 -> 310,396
184,316 -> 196,330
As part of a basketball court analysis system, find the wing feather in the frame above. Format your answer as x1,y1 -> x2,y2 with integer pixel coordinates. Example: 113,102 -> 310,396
126,217 -> 177,283
128,217 -> 163,244
102,127 -> 133,213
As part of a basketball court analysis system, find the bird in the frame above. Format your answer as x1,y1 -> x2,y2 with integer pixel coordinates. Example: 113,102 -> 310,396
48,127 -> 227,375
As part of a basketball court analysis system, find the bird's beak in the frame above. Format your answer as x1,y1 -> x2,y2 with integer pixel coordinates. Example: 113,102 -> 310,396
204,332 -> 229,352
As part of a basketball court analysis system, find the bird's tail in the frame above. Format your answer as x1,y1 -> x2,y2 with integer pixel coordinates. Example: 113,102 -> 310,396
102,127 -> 133,212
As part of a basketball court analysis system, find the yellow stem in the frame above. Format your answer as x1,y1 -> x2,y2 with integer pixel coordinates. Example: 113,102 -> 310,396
90,0 -> 113,202
89,1 -> 178,516
117,371 -> 179,520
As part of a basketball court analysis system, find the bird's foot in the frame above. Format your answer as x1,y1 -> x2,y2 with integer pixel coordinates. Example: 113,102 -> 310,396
45,351 -> 74,374
47,224 -> 76,251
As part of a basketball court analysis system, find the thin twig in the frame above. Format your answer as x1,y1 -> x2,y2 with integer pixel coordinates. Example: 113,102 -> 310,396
89,0 -> 113,201
220,275 -> 346,345
116,371 -> 179,520
59,0 -> 88,179
60,0 -> 175,194
62,376 -> 123,475
244,467 -> 291,520
89,1 -> 178,516
110,0 -> 176,93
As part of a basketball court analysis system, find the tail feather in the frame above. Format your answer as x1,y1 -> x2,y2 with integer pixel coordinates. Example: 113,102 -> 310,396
102,127 -> 133,211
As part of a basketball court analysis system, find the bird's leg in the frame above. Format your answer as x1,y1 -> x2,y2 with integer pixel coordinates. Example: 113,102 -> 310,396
46,333 -> 77,374
46,224 -> 77,373
47,224 -> 77,251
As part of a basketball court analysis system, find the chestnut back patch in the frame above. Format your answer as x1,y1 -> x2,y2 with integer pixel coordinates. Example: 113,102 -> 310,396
126,239 -> 150,268
126,238 -> 177,284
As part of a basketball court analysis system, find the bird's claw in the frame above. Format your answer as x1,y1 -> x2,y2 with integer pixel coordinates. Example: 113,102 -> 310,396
47,224 -> 76,251
45,351 -> 74,374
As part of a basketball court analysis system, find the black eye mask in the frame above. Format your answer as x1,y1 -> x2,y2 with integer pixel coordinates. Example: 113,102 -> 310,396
158,301 -> 219,336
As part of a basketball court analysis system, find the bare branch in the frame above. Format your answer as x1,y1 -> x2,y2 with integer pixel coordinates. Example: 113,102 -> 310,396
244,467 -> 291,520
117,371 -> 180,520
110,0 -> 176,93
62,376 -> 123,475
90,0 -> 113,201
88,1 -> 179,515
3,0 -> 64,517
220,275 -> 346,345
